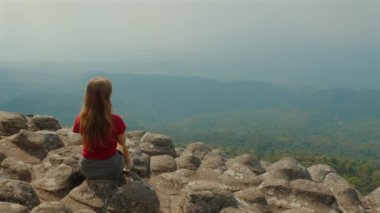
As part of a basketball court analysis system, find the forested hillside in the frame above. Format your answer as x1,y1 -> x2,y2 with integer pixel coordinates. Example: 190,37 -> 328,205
1,70 -> 379,193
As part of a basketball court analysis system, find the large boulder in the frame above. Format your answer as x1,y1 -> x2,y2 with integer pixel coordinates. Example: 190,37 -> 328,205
290,179 -> 339,211
126,131 -> 146,148
0,138 -> 41,164
150,169 -> 194,196
324,173 -> 366,212
107,181 -> 160,213
1,157 -> 32,182
31,201 -> 72,213
217,164 -> 262,191
226,154 -> 265,175
234,187 -> 269,212
0,202 -> 29,213
175,153 -> 201,171
196,149 -> 228,178
0,111 -> 27,136
150,155 -> 177,174
10,130 -> 64,159
184,142 -> 211,161
56,128 -> 82,146
264,157 -> 311,181
129,148 -> 151,178
0,150 -> 6,163
181,180 -> 237,213
364,187 -> 380,213
307,164 -> 336,182
139,133 -> 176,157
32,163 -> 84,201
28,115 -> 61,132
0,179 -> 40,209
62,179 -> 123,212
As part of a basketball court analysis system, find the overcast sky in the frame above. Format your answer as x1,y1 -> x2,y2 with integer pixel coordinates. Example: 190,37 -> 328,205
0,0 -> 379,87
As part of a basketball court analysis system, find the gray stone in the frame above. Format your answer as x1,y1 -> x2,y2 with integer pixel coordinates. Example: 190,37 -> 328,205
28,115 -> 61,132
150,169 -> 194,195
139,132 -> 176,157
307,164 -> 336,182
175,147 -> 185,157
0,179 -> 40,209
226,154 -> 265,175
107,181 -> 160,213
234,187 -> 269,212
10,130 -> 64,159
31,201 -> 72,213
150,155 -> 177,174
265,157 -> 311,181
1,157 -> 32,182
217,164 -> 262,191
126,130 -> 146,148
184,142 -> 211,161
364,187 -> 380,213
175,153 -> 201,170
56,128 -> 82,146
0,202 -> 29,213
129,148 -> 151,178
196,150 -> 228,178
0,111 -> 28,136
182,180 -> 237,213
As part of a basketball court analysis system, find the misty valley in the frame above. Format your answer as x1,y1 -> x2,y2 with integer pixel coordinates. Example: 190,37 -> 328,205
0,70 -> 379,194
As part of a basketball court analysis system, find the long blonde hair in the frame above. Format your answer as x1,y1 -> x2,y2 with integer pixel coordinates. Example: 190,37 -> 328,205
79,77 -> 113,150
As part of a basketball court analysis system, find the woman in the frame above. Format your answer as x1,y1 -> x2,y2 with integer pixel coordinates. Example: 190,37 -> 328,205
73,77 -> 129,180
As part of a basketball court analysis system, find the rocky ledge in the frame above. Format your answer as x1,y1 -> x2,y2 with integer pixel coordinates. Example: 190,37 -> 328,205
0,111 -> 379,213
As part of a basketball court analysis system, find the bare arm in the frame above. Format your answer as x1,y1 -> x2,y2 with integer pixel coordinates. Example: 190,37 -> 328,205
116,132 -> 130,164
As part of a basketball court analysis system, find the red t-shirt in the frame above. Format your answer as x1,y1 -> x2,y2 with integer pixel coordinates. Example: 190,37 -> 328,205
73,114 -> 127,160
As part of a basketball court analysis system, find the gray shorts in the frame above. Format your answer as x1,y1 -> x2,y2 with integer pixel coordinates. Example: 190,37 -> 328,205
78,151 -> 125,180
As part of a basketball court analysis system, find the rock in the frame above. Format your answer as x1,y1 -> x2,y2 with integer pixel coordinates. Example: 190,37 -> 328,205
260,178 -> 291,196
217,164 -> 262,191
365,187 -> 380,213
0,168 -> 11,179
307,164 -> 336,182
175,153 -> 201,170
0,179 -> 40,209
265,157 -> 311,181
290,179 -> 338,211
0,138 -> 41,164
139,132 -> 176,157
107,181 -> 160,213
260,160 -> 272,171
234,187 -> 269,212
220,207 -> 248,213
40,145 -> 82,171
28,115 -> 61,132
196,149 -> 228,178
126,131 -> 146,148
10,130 -> 64,160
73,210 -> 96,213
0,202 -> 29,213
150,169 -> 194,195
150,155 -> 177,174
63,179 -> 123,212
0,150 -> 6,163
226,154 -> 265,175
31,201 -> 72,213
32,163 -> 84,201
184,142 -> 211,161
175,147 -> 185,157
0,111 -> 28,136
56,128 -> 82,146
324,173 -> 365,212
182,180 -> 237,213
1,157 -> 32,182
129,148 -> 151,178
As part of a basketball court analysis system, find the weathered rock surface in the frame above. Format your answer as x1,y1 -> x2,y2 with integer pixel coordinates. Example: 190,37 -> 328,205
1,157 -> 32,182
184,142 -> 211,161
0,179 -> 40,209
307,164 -> 336,182
0,111 -> 377,213
0,201 -> 29,213
10,129 -> 64,159
28,115 -> 61,132
56,128 -> 82,146
182,180 -> 237,213
139,132 -> 177,157
31,201 -> 72,213
0,111 -> 28,136
151,154 -> 177,174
